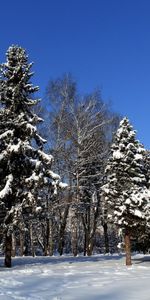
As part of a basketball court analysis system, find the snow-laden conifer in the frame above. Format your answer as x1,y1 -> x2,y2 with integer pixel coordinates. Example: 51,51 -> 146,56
0,46 -> 64,267
102,117 -> 150,265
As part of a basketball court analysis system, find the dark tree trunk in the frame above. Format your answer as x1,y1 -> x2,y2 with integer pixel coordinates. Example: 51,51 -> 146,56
58,239 -> 64,256
4,199 -> 12,267
44,219 -> 50,256
83,231 -> 93,256
87,239 -> 93,256
82,208 -> 93,256
84,192 -> 101,256
5,234 -> 12,268
58,204 -> 69,256
24,227 -> 31,256
44,218 -> 54,256
11,232 -> 16,257
49,219 -> 54,256
72,217 -> 78,256
124,229 -> 132,266
30,223 -> 35,257
103,223 -> 109,254
19,230 -> 24,256
83,230 -> 87,256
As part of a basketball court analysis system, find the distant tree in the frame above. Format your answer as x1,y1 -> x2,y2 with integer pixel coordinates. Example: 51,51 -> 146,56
102,117 -> 150,265
0,46 -> 64,267
46,74 -> 119,255
69,96 -> 110,256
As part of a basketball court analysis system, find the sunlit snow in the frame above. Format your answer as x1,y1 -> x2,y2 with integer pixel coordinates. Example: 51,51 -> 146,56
0,174 -> 13,199
112,150 -> 123,159
0,254 -> 150,300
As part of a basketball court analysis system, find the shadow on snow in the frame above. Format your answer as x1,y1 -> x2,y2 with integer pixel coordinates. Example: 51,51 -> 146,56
0,253 -> 124,268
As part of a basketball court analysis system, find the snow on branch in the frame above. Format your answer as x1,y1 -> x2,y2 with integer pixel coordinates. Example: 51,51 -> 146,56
58,182 -> 68,188
8,140 -> 22,153
0,174 -> 13,199
28,114 -> 44,124
38,150 -> 53,165
0,149 -> 8,161
47,170 -> 60,180
26,123 -> 36,134
35,133 -> 47,144
113,150 -> 124,160
0,130 -> 14,140
25,172 -> 40,184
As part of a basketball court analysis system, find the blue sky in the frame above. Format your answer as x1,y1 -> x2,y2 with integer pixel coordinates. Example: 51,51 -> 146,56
1,0 -> 150,148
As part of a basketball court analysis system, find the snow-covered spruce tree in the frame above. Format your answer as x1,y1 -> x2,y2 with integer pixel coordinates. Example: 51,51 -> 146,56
0,46 -> 65,267
102,117 -> 150,265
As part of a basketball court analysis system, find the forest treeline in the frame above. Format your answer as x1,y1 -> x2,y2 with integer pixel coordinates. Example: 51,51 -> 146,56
0,46 -> 150,267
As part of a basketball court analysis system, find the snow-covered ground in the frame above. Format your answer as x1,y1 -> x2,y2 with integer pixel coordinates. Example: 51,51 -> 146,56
0,254 -> 150,300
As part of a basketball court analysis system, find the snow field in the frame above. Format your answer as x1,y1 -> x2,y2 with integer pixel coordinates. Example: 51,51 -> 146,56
0,254 -> 150,300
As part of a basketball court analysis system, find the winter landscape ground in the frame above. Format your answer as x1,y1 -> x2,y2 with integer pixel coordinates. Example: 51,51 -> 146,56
0,254 -> 150,300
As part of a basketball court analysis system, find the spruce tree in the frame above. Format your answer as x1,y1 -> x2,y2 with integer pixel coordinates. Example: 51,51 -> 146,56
102,117 -> 150,265
0,46 -> 64,267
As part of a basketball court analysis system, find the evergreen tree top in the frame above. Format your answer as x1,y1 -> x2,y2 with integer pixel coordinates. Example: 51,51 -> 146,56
102,116 -> 150,229
111,117 -> 145,159
6,45 -> 28,67
0,45 -> 39,111
115,117 -> 136,140
0,45 -> 66,218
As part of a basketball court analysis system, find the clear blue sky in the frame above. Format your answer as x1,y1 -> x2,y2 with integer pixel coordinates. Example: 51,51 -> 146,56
1,0 -> 150,148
